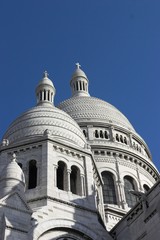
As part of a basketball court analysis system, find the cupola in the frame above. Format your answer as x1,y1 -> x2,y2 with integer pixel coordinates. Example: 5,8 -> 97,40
70,63 -> 90,97
0,154 -> 25,198
36,71 -> 56,105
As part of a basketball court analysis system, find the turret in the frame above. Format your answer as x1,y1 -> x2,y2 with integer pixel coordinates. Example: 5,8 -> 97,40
70,63 -> 90,97
36,71 -> 56,105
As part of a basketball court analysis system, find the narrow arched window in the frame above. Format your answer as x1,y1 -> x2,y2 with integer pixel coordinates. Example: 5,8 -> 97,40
124,137 -> 127,145
70,166 -> 80,195
105,131 -> 109,139
95,130 -> 99,138
124,176 -> 137,207
143,184 -> 150,193
83,129 -> 87,138
102,171 -> 117,204
100,130 -> 104,138
28,160 -> 37,189
116,134 -> 119,142
57,161 -> 66,190
76,82 -> 78,91
120,135 -> 123,143
80,81 -> 82,90
44,90 -> 46,100
48,90 -> 50,101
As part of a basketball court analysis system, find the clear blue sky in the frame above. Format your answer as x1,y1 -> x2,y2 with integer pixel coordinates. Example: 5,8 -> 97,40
0,1 -> 160,170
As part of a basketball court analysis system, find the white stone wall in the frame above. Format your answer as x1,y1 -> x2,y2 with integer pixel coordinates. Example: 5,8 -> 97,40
110,180 -> 160,240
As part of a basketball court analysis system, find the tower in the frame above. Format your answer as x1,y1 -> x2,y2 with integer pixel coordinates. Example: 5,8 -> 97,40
0,72 -> 112,240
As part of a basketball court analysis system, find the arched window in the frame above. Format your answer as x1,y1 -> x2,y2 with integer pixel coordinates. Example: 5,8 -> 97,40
120,135 -> 123,143
28,160 -> 37,189
76,82 -> 78,91
70,166 -> 80,195
48,90 -> 50,101
57,161 -> 67,190
95,130 -> 99,138
44,90 -> 46,100
104,131 -> 109,139
83,129 -> 87,138
124,137 -> 127,145
116,134 -> 119,142
80,81 -> 82,90
101,171 -> 117,204
124,176 -> 137,207
143,184 -> 150,193
100,130 -> 104,138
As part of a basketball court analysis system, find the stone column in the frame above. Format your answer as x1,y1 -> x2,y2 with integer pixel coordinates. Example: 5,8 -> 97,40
87,125 -> 93,140
115,157 -> 127,209
36,162 -> 40,186
67,169 -> 71,192
110,126 -> 115,142
136,165 -> 143,191
80,174 -> 85,196
129,133 -> 133,147
53,165 -> 57,187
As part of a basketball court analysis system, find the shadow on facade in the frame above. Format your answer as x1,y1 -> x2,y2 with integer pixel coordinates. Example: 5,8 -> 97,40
29,190 -> 109,240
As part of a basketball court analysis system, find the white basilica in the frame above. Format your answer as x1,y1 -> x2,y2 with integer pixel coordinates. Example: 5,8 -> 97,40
0,65 -> 160,240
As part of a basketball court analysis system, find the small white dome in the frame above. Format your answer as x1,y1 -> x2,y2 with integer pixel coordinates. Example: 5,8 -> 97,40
0,154 -> 25,198
0,155 -> 25,186
37,71 -> 54,88
71,67 -> 88,80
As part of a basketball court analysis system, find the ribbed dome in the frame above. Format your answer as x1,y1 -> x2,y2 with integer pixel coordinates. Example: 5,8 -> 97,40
58,96 -> 135,132
3,105 -> 87,148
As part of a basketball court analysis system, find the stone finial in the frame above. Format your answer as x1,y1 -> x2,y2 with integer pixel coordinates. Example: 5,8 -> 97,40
43,70 -> 49,78
76,62 -> 81,69
11,153 -> 17,162
1,139 -> 9,147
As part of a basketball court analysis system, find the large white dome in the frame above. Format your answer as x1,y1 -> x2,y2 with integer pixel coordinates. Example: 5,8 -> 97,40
59,96 -> 135,132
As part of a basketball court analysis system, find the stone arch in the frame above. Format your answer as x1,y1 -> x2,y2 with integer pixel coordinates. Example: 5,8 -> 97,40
30,218 -> 102,240
68,161 -> 84,173
120,171 -> 139,188
100,167 -> 118,181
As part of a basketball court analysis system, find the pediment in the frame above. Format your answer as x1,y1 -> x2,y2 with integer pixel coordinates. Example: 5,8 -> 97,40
0,191 -> 31,212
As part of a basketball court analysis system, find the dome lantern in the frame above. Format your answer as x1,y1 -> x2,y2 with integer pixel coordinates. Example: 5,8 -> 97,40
70,63 -> 90,97
36,71 -> 56,106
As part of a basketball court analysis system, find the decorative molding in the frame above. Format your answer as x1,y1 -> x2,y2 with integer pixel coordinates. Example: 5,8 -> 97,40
27,196 -> 98,214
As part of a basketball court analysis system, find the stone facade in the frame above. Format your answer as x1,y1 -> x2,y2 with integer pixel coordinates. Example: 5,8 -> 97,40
0,65 -> 159,240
